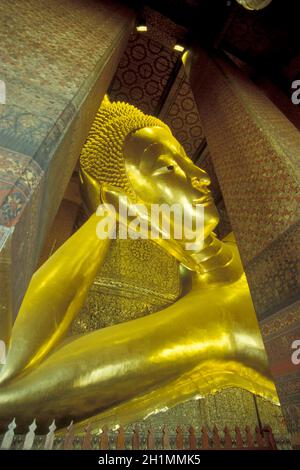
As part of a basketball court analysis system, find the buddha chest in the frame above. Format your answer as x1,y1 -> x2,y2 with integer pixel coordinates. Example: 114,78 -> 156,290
71,238 -> 181,334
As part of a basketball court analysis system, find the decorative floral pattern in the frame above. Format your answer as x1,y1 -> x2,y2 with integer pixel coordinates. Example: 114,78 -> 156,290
159,66 -> 206,158
109,32 -> 179,115
0,0 -> 134,317
0,147 -> 42,226
190,51 -> 300,437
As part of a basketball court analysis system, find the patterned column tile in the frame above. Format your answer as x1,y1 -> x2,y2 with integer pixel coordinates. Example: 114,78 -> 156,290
0,0 -> 134,317
0,146 -> 44,316
245,220 -> 300,320
260,300 -> 300,436
190,50 -> 300,265
261,300 -> 300,376
0,0 -> 133,165
109,32 -> 178,115
0,0 -> 132,102
159,66 -> 206,158
0,147 -> 43,227
190,50 -> 300,442
0,226 -> 13,344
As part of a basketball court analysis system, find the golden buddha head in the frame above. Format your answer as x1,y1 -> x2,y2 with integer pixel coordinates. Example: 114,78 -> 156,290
80,97 -> 219,268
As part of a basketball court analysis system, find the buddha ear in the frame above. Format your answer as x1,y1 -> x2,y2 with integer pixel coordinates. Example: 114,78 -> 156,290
79,167 -> 138,216
79,167 -> 102,214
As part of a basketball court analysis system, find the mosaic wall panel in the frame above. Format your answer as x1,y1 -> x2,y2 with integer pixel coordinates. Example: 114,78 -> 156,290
143,6 -> 187,51
109,32 -> 179,115
189,50 -> 300,442
159,66 -> 206,158
198,388 -> 287,441
190,50 -> 300,266
261,300 -> 300,380
0,147 -> 44,321
0,148 -> 43,227
0,0 -> 133,163
126,388 -> 286,443
246,220 -> 300,320
261,300 -> 300,437
0,0 -> 134,317
0,225 -> 13,344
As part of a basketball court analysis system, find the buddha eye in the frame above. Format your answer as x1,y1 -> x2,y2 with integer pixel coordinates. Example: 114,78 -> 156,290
152,165 -> 175,176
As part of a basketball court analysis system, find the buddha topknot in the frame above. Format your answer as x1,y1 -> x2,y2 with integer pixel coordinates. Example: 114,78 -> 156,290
80,96 -> 170,196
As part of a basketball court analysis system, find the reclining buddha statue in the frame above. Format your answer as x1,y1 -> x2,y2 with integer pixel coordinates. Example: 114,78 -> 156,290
0,97 -> 278,430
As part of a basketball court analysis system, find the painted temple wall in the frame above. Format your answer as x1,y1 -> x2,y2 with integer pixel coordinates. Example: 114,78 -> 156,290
0,0 -> 134,332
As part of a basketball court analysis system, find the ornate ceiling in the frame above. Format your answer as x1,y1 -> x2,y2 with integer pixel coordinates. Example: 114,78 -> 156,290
108,0 -> 300,236
108,6 -> 230,235
109,32 -> 179,116
141,0 -> 300,92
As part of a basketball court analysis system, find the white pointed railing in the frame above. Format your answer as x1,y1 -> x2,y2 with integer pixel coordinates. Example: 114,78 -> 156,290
1,418 -> 16,450
0,420 -> 291,450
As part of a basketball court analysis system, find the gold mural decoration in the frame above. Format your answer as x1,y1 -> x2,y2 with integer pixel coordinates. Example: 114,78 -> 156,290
0,97 -> 278,430
71,237 -> 181,334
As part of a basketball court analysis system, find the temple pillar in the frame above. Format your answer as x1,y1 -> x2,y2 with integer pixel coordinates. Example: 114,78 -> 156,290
0,0 -> 134,338
188,49 -> 300,447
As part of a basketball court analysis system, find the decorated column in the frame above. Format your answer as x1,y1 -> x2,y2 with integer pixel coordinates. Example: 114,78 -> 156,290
188,49 -> 300,447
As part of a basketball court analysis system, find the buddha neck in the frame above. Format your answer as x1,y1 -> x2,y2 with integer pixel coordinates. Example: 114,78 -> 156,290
190,233 -> 242,282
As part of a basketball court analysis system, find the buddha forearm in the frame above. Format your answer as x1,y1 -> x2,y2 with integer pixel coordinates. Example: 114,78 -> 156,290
0,286 -> 277,429
0,214 -> 110,385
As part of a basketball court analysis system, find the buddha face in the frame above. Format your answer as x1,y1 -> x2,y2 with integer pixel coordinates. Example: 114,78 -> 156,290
120,126 -> 219,257
81,120 -> 220,268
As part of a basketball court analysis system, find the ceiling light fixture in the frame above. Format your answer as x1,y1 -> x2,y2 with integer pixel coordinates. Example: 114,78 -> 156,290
235,0 -> 272,10
174,44 -> 185,53
136,24 -> 147,32
136,9 -> 147,33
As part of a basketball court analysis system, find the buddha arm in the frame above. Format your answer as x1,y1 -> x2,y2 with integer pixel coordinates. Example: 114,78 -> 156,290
0,213 -> 111,385
0,281 -> 277,428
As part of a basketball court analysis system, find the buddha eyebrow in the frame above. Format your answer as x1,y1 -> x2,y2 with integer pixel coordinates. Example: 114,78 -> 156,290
157,152 -> 175,161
